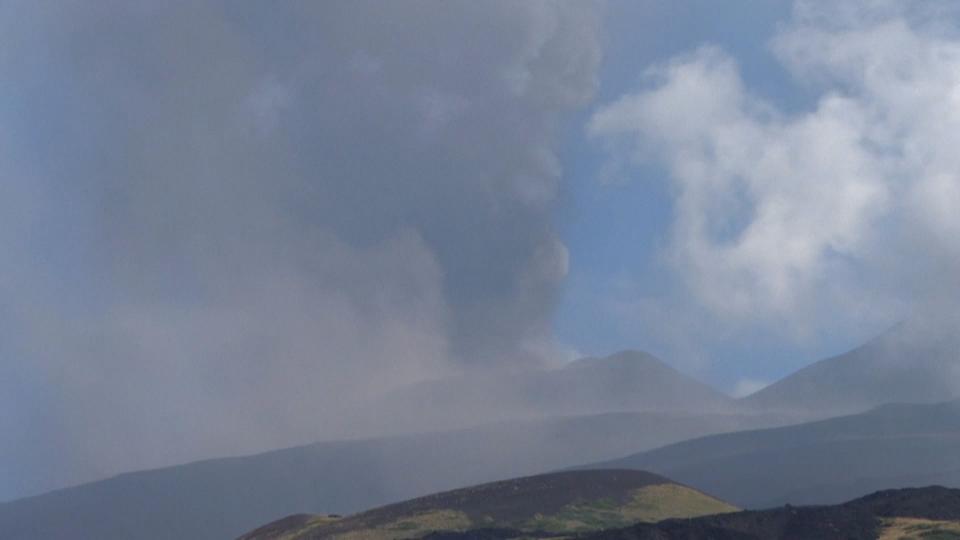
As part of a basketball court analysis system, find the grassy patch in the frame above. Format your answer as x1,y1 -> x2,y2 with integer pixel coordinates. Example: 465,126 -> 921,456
274,516 -> 341,540
880,518 -> 960,540
336,510 -> 472,540
621,484 -> 739,523
521,484 -> 738,534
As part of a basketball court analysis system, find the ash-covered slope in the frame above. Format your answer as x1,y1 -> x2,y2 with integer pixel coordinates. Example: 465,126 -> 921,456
238,470 -> 737,540
583,400 -> 960,508
742,321 -> 960,415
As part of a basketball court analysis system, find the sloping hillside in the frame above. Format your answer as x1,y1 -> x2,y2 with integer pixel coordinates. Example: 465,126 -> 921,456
238,470 -> 737,540
0,410 -> 785,540
583,486 -> 960,540
375,351 -> 737,433
743,321 -> 960,414
427,486 -> 960,540
584,400 -> 960,508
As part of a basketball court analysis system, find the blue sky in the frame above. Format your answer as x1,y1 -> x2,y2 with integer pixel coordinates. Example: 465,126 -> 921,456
556,0 -> 838,391
555,0 -> 960,391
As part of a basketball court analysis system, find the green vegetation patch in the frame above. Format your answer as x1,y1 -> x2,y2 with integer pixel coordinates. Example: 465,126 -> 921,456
880,518 -> 960,540
624,484 -> 738,523
271,516 -> 341,540
335,509 -> 472,540
522,484 -> 738,534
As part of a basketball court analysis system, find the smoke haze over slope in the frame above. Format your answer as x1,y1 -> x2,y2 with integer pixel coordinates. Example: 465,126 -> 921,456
0,1 -> 602,500
5,0 -> 960,511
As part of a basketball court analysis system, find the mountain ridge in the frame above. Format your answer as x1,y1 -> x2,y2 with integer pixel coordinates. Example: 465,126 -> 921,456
582,399 -> 960,508
0,409 -> 785,540
742,321 -> 960,414
371,350 -> 737,435
425,486 -> 960,540
236,469 -> 737,540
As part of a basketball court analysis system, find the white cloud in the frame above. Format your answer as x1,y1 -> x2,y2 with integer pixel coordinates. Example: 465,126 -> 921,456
590,1 -> 960,335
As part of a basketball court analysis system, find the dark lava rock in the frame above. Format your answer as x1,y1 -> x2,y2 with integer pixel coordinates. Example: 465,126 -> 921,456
845,485 -> 960,521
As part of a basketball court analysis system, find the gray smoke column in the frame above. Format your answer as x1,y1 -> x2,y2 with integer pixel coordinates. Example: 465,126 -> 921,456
0,1 -> 602,500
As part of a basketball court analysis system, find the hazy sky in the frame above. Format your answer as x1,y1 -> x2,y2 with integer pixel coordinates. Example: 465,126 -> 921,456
3,0 -> 960,501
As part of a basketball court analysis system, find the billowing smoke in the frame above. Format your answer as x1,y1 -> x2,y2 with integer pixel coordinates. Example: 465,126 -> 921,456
589,0 -> 960,344
0,1 -> 602,500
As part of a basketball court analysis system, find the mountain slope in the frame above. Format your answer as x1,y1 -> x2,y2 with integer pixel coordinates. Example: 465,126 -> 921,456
374,351 -> 737,433
743,321 -> 960,414
427,486 -> 960,540
0,410 -> 788,540
581,486 -> 960,540
547,351 -> 735,413
237,470 -> 737,540
583,400 -> 960,508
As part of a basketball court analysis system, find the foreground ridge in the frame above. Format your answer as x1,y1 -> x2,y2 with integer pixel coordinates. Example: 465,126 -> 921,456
238,469 -> 737,540
429,486 -> 960,540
